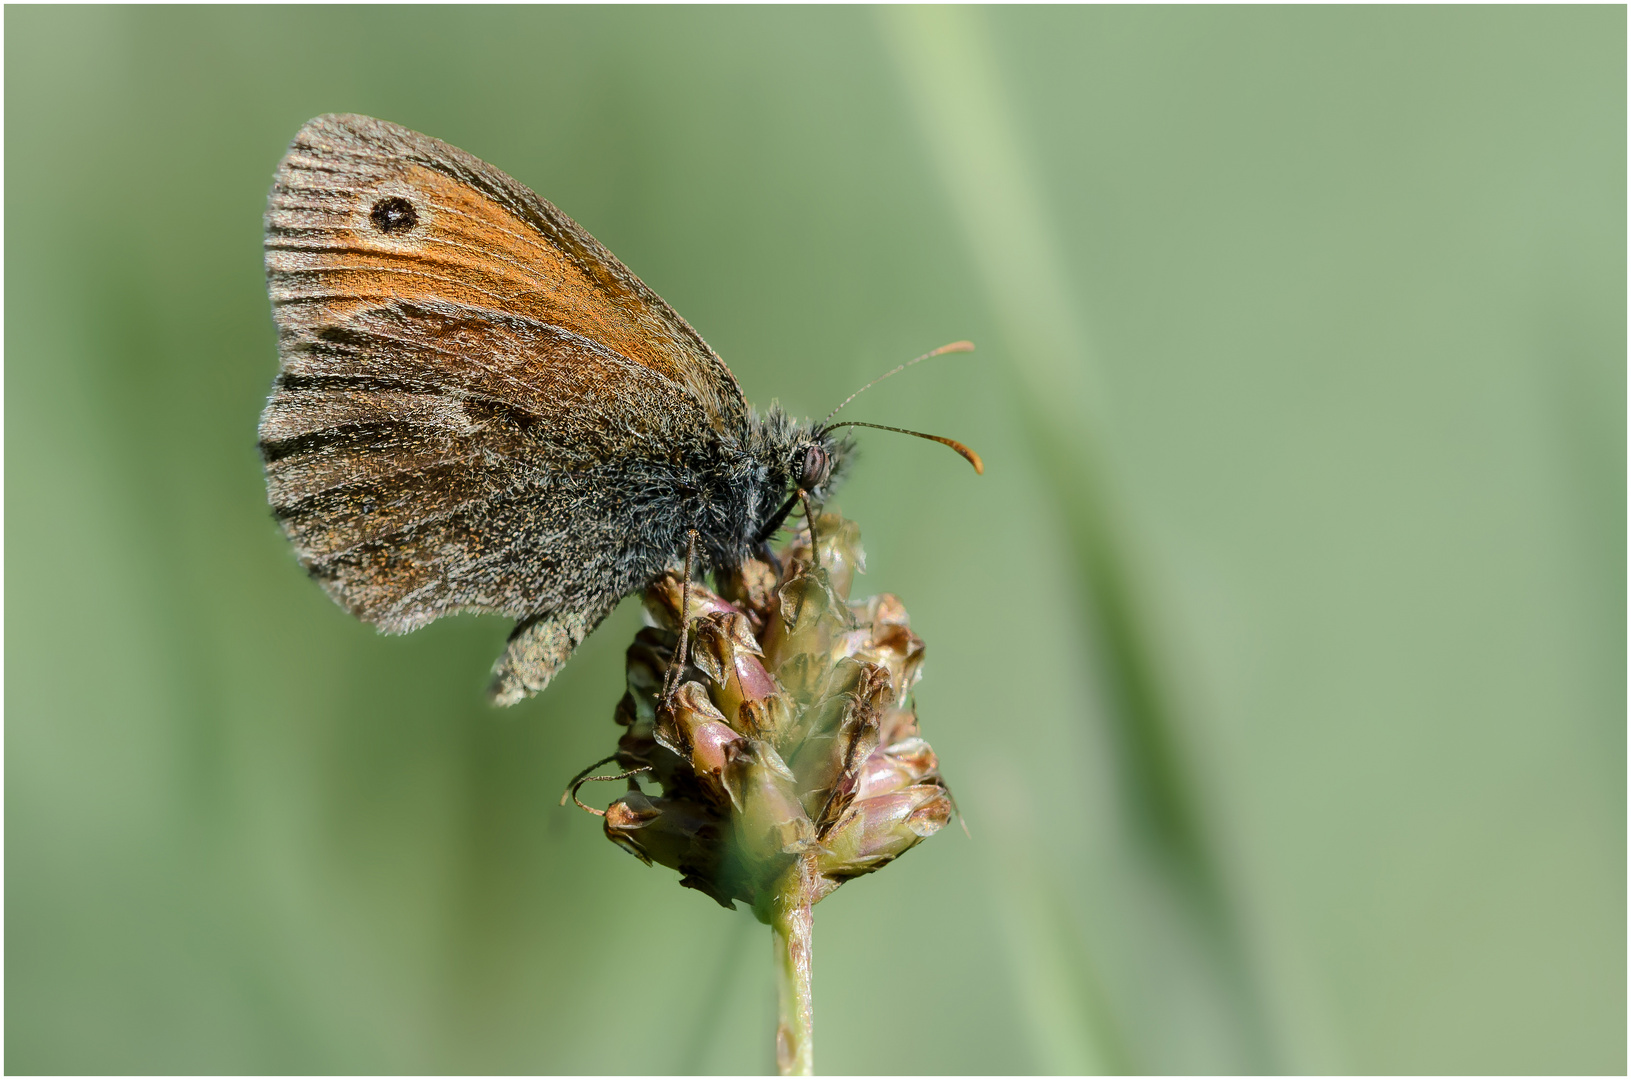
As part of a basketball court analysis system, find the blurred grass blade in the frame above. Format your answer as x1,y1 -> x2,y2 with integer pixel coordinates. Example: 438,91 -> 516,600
982,781 -> 1130,1074
677,915 -> 756,1074
879,6 -> 1276,1070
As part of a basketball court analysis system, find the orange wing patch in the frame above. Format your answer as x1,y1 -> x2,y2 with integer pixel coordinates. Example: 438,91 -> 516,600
265,115 -> 746,435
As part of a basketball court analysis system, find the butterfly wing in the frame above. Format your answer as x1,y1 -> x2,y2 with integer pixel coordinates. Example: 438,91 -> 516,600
259,116 -> 747,696
266,114 -> 746,430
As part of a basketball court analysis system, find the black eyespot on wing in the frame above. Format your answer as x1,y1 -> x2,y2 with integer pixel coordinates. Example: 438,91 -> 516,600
370,196 -> 417,234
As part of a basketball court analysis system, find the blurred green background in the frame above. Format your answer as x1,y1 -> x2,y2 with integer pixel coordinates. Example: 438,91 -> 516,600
6,5 -> 1624,1074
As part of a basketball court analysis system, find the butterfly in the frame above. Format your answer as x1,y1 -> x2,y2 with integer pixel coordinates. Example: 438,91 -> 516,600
258,115 -> 976,705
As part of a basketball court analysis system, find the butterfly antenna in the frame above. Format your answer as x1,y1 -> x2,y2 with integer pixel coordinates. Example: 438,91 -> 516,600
820,341 -> 975,428
821,420 -> 984,474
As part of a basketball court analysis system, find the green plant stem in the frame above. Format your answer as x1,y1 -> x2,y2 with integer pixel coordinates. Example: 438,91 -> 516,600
772,856 -> 816,1076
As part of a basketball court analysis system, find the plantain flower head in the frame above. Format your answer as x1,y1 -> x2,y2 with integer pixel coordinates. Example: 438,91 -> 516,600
575,512 -> 953,920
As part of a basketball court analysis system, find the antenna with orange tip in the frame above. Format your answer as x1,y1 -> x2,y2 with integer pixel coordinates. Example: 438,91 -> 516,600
818,341 -> 983,473
821,420 -> 984,474
820,340 -> 976,428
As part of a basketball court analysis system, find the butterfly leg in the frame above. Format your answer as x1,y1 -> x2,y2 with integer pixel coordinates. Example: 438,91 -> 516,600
754,489 -> 802,547
799,489 -> 822,571
661,528 -> 701,703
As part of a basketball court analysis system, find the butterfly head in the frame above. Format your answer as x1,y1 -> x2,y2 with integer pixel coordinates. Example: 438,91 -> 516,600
797,442 -> 830,493
792,428 -> 854,501
743,408 -> 851,548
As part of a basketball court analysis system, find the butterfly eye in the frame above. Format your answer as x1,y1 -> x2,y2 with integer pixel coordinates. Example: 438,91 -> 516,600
369,196 -> 417,234
798,444 -> 829,491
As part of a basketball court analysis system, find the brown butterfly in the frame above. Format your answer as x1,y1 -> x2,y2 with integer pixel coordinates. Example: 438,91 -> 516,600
258,115 -> 977,704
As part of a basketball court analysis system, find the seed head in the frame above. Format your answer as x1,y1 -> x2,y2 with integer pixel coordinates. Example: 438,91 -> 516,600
578,512 -> 953,918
